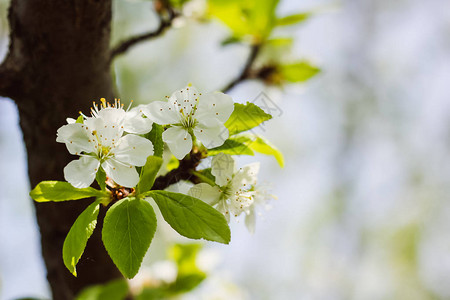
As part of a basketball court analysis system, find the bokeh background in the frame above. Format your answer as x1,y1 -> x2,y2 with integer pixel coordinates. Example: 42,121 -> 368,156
1,0 -> 450,299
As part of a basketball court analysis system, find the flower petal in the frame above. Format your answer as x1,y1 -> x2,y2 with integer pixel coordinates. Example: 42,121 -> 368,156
142,101 -> 180,125
245,208 -> 256,234
162,126 -> 192,160
233,162 -> 260,186
194,120 -> 228,149
102,159 -> 139,188
114,134 -> 154,166
188,183 -> 222,205
123,105 -> 153,134
196,92 -> 234,123
211,153 -> 235,186
63,156 -> 100,188
216,201 -> 230,223
86,117 -> 123,149
56,123 -> 94,155
168,85 -> 200,116
97,107 -> 127,124
165,181 -> 194,194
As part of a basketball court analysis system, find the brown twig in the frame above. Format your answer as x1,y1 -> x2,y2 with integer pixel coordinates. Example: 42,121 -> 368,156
152,148 -> 205,190
109,1 -> 177,63
222,44 -> 261,93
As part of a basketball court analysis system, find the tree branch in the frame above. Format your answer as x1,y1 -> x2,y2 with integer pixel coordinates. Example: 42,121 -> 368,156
109,2 -> 177,63
222,44 -> 261,93
151,44 -> 263,189
152,149 -> 205,190
0,61 -> 16,98
0,0 -> 24,99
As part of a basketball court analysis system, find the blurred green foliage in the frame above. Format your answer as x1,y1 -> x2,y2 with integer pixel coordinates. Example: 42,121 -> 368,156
136,244 -> 206,300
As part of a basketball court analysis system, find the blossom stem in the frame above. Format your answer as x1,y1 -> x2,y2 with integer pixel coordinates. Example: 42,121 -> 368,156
190,170 -> 216,186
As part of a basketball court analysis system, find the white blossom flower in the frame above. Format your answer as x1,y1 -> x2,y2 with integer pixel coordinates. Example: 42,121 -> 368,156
89,98 -> 153,134
142,85 -> 234,159
244,184 -> 277,234
188,153 -> 259,222
57,106 -> 153,188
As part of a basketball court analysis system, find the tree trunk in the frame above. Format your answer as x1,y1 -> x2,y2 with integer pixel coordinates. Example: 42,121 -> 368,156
1,0 -> 123,299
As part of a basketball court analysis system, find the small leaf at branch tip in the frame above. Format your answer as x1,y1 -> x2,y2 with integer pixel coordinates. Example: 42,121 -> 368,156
30,181 -> 106,202
149,191 -> 231,244
102,198 -> 157,278
71,257 -> 77,277
136,156 -> 163,195
225,102 -> 272,135
63,201 -> 100,277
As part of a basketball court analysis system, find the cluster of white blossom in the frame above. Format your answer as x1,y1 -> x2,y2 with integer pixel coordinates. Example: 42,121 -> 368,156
56,85 -> 274,231
142,85 -> 234,159
56,99 -> 154,188
57,86 -> 232,187
188,153 -> 273,233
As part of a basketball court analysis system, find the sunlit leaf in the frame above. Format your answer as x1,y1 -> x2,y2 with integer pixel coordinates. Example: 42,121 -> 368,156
30,181 -> 107,202
279,61 -> 320,82
76,115 -> 84,124
95,167 -> 107,191
276,13 -> 310,26
232,134 -> 284,167
248,136 -> 284,167
75,279 -> 129,300
225,102 -> 272,135
208,0 -> 279,40
145,123 -> 164,158
63,201 -> 100,276
168,244 -> 206,293
102,198 -> 157,278
207,139 -> 254,156
136,156 -> 163,194
147,191 -> 231,244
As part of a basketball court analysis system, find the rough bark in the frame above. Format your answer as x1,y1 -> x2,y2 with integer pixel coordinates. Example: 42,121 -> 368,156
2,0 -> 123,299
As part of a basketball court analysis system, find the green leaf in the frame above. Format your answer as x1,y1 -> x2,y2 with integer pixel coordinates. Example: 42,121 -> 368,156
146,123 -> 164,158
171,274 -> 206,293
224,102 -> 272,135
102,198 -> 157,278
75,279 -> 129,300
148,191 -> 231,244
248,136 -> 284,167
63,201 -> 100,276
166,155 -> 179,172
95,167 -> 107,191
76,115 -> 84,124
192,168 -> 216,186
136,156 -> 163,195
276,13 -> 310,26
30,181 -> 107,202
208,0 -> 279,40
230,134 -> 284,167
170,244 -> 203,275
266,37 -> 294,47
168,244 -> 206,293
248,0 -> 279,38
169,0 -> 190,8
136,288 -> 166,300
279,61 -> 320,83
207,139 -> 254,156
221,36 -> 241,46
